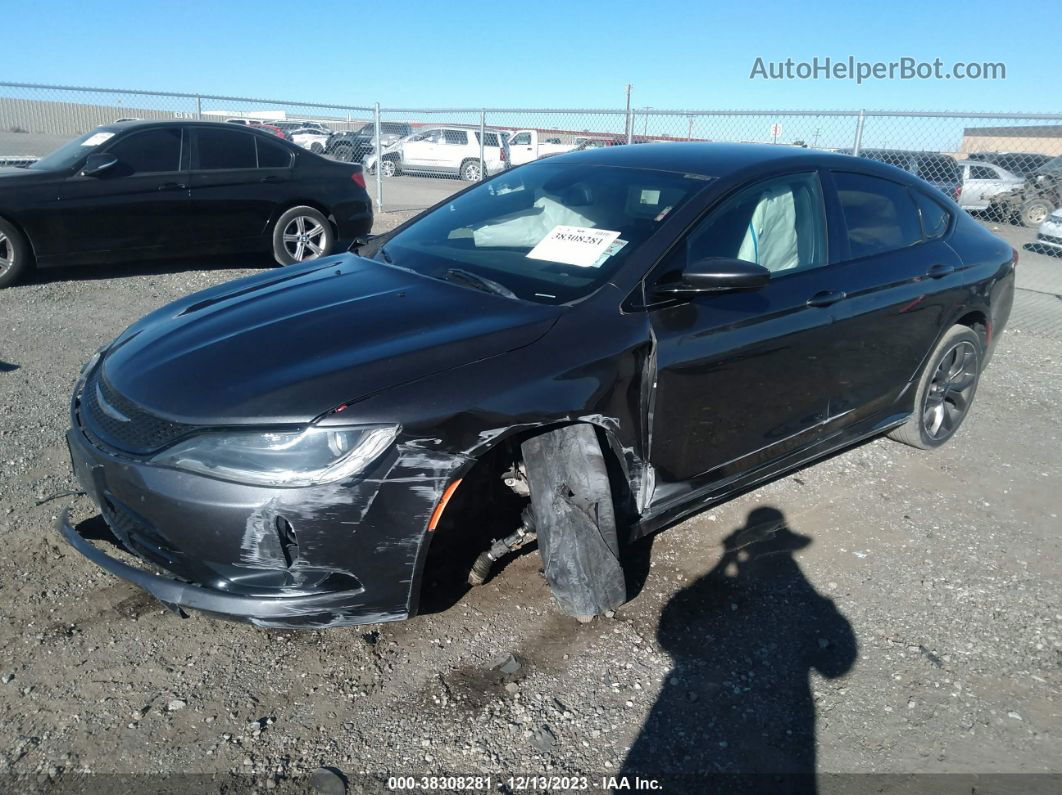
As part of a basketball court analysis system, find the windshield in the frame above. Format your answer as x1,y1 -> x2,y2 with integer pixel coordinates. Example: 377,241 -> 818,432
1035,156 -> 1062,176
378,162 -> 705,304
29,128 -> 117,171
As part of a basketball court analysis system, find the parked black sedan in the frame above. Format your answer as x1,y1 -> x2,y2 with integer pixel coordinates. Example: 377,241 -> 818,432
0,121 -> 372,288
60,143 -> 1015,627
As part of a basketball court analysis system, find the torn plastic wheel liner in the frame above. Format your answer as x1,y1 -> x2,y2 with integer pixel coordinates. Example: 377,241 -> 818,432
522,425 -> 627,619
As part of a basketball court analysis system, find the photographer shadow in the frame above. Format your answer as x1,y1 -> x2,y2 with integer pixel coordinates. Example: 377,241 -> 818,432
622,507 -> 857,794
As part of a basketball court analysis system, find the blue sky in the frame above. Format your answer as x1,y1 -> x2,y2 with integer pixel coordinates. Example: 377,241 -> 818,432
3,0 -> 1055,112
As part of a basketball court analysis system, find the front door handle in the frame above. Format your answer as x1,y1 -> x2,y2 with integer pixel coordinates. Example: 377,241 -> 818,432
806,290 -> 846,308
260,175 -> 284,184
157,182 -> 187,191
926,263 -> 955,279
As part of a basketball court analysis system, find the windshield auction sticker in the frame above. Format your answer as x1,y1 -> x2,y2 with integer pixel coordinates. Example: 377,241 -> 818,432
527,225 -> 622,267
81,132 -> 116,147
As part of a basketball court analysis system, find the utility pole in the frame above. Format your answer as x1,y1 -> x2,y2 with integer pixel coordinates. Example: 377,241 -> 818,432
624,84 -> 632,144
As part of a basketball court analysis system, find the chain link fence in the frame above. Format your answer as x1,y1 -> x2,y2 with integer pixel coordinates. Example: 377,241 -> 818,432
2,82 -> 1062,226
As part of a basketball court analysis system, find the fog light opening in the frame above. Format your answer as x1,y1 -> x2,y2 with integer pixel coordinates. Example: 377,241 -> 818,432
275,516 -> 300,568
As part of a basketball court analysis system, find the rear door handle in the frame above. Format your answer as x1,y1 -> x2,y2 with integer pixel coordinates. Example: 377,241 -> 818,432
926,263 -> 955,279
157,182 -> 187,191
806,290 -> 846,308
260,175 -> 284,184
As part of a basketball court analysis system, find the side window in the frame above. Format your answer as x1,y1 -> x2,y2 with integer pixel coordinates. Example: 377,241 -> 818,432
257,137 -> 293,168
197,128 -> 257,170
107,128 -> 182,174
414,129 -> 441,143
834,172 -> 922,259
969,165 -> 996,180
511,132 -> 532,146
443,130 -> 468,146
477,132 -> 500,147
686,172 -> 827,274
911,190 -> 950,240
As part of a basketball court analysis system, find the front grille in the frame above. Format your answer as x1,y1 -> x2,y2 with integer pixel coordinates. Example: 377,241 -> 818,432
80,365 -> 198,455
1038,232 -> 1062,245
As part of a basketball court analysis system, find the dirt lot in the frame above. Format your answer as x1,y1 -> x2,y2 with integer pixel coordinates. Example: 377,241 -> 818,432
0,216 -> 1060,794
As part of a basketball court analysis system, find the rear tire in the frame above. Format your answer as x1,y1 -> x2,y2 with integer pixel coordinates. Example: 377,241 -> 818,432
1020,198 -> 1053,228
889,325 -> 983,450
331,144 -> 354,162
0,217 -> 32,289
310,142 -> 324,154
461,159 -> 482,182
272,206 -> 334,266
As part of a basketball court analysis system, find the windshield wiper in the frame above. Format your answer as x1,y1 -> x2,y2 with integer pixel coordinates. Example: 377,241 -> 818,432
442,268 -> 517,299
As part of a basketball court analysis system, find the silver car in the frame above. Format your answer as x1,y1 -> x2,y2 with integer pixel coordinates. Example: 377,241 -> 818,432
958,160 -> 1024,212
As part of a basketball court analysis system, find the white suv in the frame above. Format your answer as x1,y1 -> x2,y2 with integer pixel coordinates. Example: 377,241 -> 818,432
385,127 -> 508,180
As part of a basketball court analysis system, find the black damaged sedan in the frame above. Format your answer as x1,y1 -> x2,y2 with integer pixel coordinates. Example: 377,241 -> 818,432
61,143 -> 1015,627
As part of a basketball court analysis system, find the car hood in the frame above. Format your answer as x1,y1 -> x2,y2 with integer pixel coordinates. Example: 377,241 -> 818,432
100,254 -> 562,424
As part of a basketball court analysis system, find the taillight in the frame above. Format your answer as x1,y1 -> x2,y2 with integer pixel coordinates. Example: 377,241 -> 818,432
351,170 -> 366,189
953,184 -> 962,202
1011,246 -> 1019,266
501,146 -> 509,162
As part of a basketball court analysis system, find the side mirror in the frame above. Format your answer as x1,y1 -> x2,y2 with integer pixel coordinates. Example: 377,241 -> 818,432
654,257 -> 770,297
80,153 -> 118,177
349,234 -> 377,252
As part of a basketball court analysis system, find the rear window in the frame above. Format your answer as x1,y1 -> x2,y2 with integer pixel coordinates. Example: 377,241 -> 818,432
911,190 -> 951,239
476,131 -> 501,147
257,137 -> 293,168
381,123 -> 410,136
834,172 -> 923,259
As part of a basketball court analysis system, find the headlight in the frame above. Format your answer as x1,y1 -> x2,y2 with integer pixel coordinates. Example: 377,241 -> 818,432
151,425 -> 399,487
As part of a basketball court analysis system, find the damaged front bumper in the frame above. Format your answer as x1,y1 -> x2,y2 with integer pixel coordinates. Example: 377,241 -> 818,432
57,509 -> 395,626
61,414 -> 468,628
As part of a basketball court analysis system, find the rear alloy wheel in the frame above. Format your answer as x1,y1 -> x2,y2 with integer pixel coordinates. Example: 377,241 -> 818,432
310,142 -> 324,154
331,144 -> 354,162
889,325 -> 983,449
381,159 -> 398,177
0,217 -> 32,289
272,206 -> 334,266
461,159 -> 482,182
1020,198 -> 1053,227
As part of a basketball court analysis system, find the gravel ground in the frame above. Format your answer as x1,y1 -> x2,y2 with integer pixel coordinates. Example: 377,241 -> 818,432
0,217 -> 1059,794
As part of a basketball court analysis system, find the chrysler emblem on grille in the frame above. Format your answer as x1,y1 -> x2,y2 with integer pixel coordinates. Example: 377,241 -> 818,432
96,383 -> 131,423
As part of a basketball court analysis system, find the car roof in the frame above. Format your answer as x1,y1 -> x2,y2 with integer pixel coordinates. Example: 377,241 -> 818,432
552,141 -> 866,178
95,119 -> 287,136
